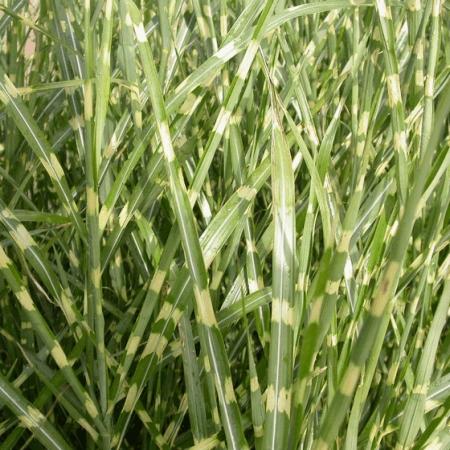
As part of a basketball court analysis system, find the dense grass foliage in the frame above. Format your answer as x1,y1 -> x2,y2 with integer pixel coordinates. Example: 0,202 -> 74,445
0,0 -> 449,448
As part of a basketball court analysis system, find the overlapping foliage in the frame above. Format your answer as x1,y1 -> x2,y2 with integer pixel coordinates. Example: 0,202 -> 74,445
0,0 -> 449,449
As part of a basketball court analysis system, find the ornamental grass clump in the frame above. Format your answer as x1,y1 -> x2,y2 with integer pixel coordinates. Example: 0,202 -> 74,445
0,0 -> 449,449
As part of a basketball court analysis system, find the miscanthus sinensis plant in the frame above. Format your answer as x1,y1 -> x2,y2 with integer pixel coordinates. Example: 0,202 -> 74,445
0,0 -> 449,448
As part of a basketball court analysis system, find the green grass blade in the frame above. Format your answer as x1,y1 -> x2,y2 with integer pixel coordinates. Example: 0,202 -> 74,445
261,71 -> 296,450
0,372 -> 71,450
